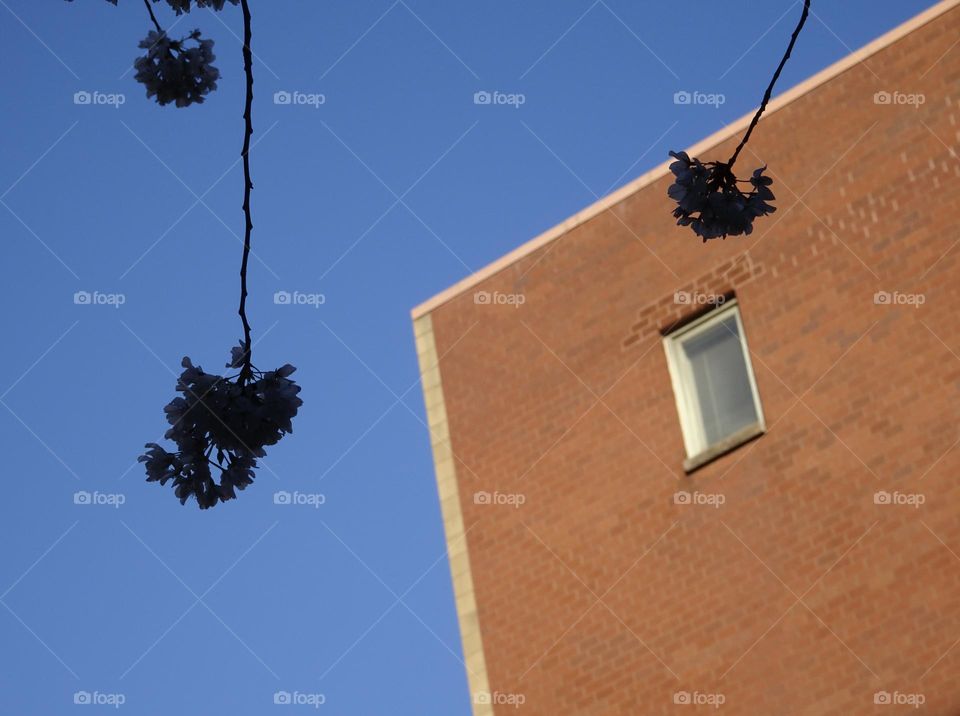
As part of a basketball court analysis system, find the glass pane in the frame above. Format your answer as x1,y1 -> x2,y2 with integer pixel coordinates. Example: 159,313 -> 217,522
682,316 -> 758,446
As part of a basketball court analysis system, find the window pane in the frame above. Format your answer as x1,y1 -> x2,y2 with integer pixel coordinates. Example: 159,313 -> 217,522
682,316 -> 758,446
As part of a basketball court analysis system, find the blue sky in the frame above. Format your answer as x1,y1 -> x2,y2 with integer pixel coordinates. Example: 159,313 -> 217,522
0,1 -> 938,713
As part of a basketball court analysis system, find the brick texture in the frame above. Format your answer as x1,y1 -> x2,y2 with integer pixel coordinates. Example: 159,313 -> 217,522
422,6 -> 960,714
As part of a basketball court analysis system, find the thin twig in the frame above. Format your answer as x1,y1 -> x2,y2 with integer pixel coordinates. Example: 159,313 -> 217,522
727,0 -> 810,169
141,0 -> 163,34
238,0 -> 255,382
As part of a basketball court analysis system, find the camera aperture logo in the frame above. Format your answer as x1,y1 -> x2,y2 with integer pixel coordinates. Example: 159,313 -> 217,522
673,90 -> 725,109
274,290 -> 325,308
74,91 -> 126,109
74,291 -> 126,308
273,491 -> 325,509
74,691 -> 126,708
674,490 -> 725,508
473,90 -> 526,109
873,90 -> 925,108
74,491 -> 126,509
274,690 -> 326,708
273,90 -> 325,108
474,490 -> 526,508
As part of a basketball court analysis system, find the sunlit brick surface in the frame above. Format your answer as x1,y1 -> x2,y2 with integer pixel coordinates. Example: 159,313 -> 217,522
419,6 -> 960,714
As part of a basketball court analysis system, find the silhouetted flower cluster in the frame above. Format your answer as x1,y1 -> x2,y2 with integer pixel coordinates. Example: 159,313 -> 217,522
134,29 -> 219,107
140,344 -> 302,509
66,1 -> 238,13
667,151 -> 776,240
66,0 -> 239,106
65,0 -> 297,510
161,0 -> 239,13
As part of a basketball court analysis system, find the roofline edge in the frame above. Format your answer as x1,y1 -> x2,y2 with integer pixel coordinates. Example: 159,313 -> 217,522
411,0 -> 959,320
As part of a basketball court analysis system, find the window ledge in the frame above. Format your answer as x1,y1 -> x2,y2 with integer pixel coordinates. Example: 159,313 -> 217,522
683,423 -> 765,473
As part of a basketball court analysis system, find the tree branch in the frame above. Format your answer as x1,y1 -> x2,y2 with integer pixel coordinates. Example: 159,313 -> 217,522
727,0 -> 811,170
141,0 -> 163,34
238,0 -> 254,382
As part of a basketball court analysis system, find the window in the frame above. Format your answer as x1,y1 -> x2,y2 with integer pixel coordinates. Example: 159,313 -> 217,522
663,300 -> 765,470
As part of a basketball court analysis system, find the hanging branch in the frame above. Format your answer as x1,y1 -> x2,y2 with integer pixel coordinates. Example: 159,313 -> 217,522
52,0 -> 309,509
667,0 -> 811,241
727,0 -> 811,170
237,0 -> 255,383
141,0 -> 163,34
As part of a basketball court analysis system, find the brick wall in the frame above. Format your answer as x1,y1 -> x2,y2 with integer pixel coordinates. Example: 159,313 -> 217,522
419,5 -> 960,713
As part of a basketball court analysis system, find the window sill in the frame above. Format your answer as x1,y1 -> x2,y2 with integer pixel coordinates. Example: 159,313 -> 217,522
682,423 -> 765,473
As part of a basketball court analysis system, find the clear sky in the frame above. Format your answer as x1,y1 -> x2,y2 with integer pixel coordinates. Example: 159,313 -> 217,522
0,1 -> 940,713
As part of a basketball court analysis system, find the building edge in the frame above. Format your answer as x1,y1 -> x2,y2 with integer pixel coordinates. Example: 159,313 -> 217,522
413,313 -> 493,716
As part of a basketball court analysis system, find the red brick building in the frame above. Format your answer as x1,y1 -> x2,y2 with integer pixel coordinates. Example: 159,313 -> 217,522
412,2 -> 960,713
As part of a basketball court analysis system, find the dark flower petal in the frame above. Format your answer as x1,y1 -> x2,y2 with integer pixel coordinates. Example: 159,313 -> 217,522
227,341 -> 248,368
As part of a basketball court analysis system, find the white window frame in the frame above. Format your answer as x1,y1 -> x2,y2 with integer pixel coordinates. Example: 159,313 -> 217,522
662,300 -> 765,469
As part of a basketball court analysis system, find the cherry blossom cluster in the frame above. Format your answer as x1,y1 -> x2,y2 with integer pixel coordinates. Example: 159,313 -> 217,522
140,345 -> 302,509
66,0 -> 239,106
667,151 -> 776,241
